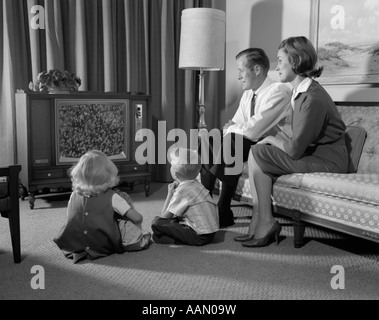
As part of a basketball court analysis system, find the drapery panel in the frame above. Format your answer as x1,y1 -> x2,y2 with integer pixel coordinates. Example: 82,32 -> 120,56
0,0 -> 224,181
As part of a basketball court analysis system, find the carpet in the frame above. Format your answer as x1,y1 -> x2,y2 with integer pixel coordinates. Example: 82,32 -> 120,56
0,182 -> 378,300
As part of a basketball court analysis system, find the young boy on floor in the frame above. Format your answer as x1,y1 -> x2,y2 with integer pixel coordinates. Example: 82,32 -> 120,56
151,147 -> 219,246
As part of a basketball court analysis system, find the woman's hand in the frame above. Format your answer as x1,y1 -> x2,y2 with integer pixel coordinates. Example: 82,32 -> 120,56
258,136 -> 285,151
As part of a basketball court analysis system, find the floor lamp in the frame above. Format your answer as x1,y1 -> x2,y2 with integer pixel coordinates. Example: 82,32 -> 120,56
179,8 -> 226,131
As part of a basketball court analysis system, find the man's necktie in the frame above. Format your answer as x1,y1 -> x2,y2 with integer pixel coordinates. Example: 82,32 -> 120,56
250,94 -> 256,117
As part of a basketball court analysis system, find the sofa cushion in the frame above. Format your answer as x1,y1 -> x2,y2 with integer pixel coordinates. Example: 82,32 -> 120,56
297,172 -> 379,206
345,126 -> 367,173
336,105 -> 379,174
276,184 -> 379,235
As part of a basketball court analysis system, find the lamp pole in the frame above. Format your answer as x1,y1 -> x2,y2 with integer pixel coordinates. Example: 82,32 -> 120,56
197,68 -> 206,129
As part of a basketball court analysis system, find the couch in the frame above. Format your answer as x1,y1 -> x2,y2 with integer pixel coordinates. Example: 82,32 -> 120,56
220,101 -> 379,247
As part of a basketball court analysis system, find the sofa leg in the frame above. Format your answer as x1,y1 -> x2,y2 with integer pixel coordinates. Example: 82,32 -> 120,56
292,210 -> 305,248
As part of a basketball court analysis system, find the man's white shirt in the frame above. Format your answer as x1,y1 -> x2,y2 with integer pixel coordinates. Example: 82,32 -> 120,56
224,77 -> 292,141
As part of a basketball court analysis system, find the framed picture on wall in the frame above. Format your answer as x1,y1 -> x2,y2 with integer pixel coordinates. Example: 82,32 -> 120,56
310,0 -> 379,85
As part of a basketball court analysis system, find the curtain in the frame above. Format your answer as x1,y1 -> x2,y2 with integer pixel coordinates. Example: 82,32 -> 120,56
0,0 -> 225,182
1,0 -> 30,170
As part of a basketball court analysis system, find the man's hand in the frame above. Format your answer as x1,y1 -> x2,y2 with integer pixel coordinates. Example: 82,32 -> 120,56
223,120 -> 236,135
223,120 -> 235,131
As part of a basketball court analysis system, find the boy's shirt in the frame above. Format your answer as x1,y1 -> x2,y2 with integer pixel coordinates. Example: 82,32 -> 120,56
167,180 -> 219,235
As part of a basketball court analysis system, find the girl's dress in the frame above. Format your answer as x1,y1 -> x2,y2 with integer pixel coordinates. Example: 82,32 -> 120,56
54,189 -> 148,263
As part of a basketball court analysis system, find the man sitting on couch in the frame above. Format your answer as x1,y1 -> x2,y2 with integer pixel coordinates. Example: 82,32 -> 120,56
201,47 -> 291,228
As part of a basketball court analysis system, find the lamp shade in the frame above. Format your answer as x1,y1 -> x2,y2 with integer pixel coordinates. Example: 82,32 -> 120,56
179,8 -> 226,71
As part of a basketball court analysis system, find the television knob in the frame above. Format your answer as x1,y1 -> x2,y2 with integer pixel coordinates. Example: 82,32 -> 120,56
48,173 -> 51,177
134,167 -> 138,171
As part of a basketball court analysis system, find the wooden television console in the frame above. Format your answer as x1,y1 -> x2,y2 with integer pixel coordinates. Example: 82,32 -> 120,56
15,91 -> 151,209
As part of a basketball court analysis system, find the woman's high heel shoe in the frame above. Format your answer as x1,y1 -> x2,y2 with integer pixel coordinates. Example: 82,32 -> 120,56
242,221 -> 282,248
233,234 -> 255,242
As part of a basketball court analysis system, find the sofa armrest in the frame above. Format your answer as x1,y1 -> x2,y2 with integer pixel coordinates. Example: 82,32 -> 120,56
345,126 -> 367,173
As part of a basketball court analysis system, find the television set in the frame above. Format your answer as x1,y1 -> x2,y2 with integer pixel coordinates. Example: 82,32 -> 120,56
55,99 -> 130,165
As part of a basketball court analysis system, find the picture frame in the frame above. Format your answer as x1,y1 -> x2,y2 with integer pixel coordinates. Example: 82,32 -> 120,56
310,0 -> 379,85
55,99 -> 130,165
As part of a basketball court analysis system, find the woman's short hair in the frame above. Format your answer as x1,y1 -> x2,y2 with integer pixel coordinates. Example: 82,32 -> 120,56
236,48 -> 270,73
69,149 -> 119,197
278,36 -> 323,78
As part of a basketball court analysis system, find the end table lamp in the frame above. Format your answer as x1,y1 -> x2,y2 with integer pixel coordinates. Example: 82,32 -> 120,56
179,8 -> 226,130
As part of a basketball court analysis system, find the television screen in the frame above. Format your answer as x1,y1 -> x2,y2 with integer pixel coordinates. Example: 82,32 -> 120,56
55,99 -> 130,165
